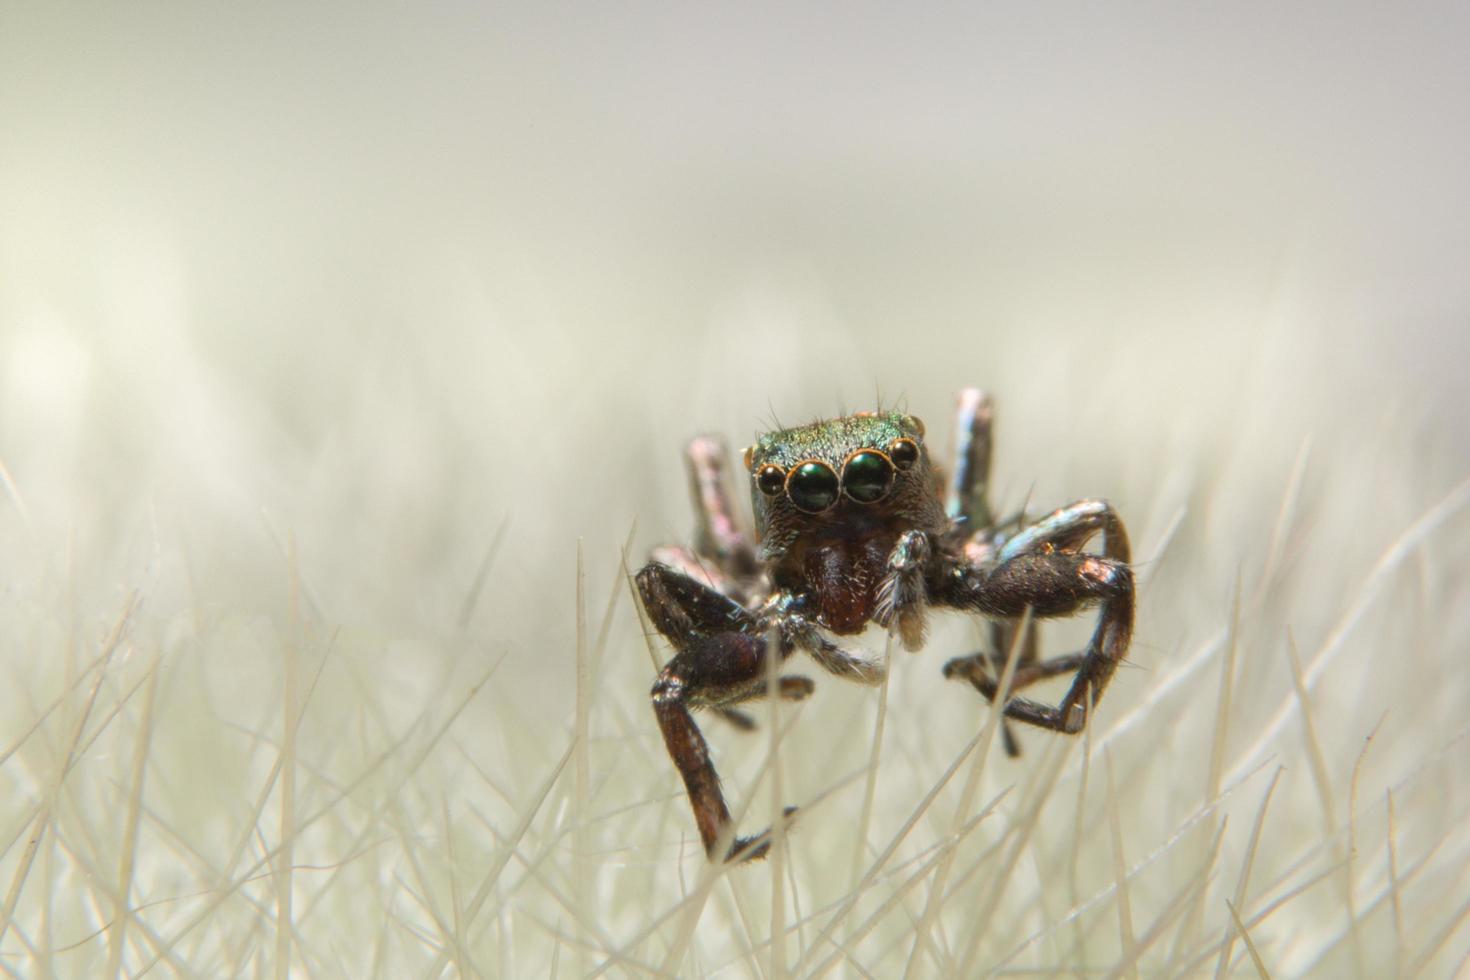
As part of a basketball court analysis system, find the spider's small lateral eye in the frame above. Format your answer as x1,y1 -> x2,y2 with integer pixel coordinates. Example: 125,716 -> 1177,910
887,437 -> 920,470
786,461 -> 840,513
756,464 -> 786,496
842,450 -> 894,504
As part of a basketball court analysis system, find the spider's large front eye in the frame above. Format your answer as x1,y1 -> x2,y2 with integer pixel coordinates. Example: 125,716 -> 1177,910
786,461 -> 839,513
842,450 -> 894,503
756,464 -> 786,496
887,437 -> 919,470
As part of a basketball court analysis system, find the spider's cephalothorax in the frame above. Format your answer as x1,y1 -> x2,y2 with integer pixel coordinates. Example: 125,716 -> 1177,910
638,390 -> 1134,862
745,411 -> 946,641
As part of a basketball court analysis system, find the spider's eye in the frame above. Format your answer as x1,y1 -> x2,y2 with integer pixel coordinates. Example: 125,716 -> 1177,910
786,461 -> 839,513
756,464 -> 786,496
842,450 -> 894,503
887,437 -> 920,470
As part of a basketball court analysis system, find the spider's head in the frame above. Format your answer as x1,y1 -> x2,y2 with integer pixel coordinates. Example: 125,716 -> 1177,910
742,410 -> 946,561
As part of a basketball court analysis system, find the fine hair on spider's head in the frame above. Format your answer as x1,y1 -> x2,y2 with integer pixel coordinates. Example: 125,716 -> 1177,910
742,411 -> 940,558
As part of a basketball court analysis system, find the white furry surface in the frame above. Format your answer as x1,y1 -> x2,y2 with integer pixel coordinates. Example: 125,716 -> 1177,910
3,5 -> 1469,977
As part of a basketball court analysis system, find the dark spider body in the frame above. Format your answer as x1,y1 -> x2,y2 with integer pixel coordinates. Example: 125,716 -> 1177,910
750,412 -> 946,638
638,389 -> 1134,862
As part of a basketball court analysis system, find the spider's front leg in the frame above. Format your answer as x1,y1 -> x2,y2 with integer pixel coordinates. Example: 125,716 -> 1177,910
638,562 -> 808,862
937,500 -> 1134,734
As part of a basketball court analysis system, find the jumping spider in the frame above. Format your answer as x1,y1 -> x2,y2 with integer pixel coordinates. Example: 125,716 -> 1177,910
637,389 -> 1134,862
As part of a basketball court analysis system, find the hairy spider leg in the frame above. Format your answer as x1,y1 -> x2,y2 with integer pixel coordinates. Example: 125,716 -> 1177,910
944,386 -> 996,529
939,499 -> 1134,735
872,529 -> 932,652
684,434 -> 759,581
647,435 -> 760,620
944,387 -> 1040,755
638,562 -> 795,860
638,561 -> 882,861
867,388 -> 1006,655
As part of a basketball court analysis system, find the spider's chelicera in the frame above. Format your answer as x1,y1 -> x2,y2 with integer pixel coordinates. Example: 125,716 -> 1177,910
638,388 -> 1134,862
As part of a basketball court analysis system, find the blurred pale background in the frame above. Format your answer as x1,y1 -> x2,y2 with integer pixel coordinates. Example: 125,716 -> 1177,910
5,3 -> 1467,651
2,3 -> 1468,976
